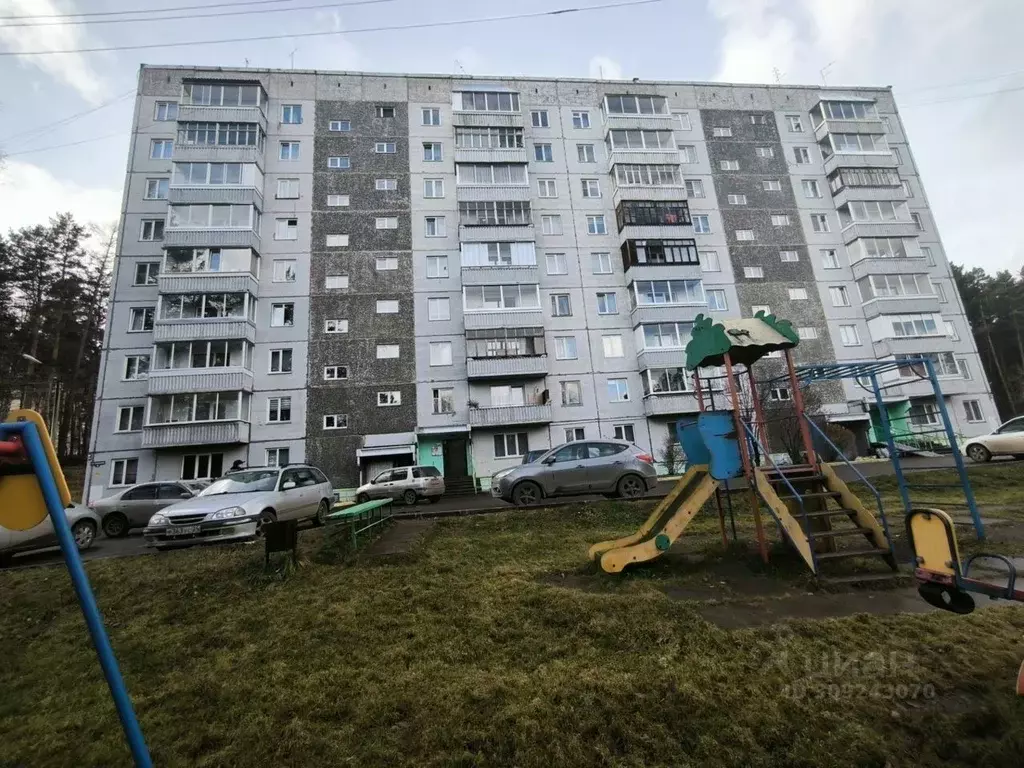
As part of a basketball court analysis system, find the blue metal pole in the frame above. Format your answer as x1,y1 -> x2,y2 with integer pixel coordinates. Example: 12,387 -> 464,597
923,358 -> 984,539
869,373 -> 912,515
14,422 -> 153,767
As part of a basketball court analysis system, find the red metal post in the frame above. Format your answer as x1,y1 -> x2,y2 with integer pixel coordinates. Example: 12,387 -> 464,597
746,366 -> 770,464
785,348 -> 818,472
693,369 -> 705,411
724,353 -> 768,563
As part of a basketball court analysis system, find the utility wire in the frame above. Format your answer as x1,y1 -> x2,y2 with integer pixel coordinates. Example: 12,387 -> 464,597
0,0 -> 668,56
0,0 -> 289,21
3,132 -> 127,157
0,89 -> 136,145
2,0 -> 402,29
902,82 -> 1024,108
898,68 -> 1024,94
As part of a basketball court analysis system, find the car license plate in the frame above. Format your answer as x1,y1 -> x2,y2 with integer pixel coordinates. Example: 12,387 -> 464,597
166,525 -> 201,537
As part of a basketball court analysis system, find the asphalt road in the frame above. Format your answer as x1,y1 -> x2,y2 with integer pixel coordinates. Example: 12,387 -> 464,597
2,455 -> 967,571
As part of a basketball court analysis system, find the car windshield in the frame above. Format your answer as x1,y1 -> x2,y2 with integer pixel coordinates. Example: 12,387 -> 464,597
200,469 -> 279,496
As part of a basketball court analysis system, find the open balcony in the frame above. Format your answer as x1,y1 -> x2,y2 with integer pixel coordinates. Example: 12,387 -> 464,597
141,420 -> 250,449
147,367 -> 254,396
466,356 -> 547,380
469,403 -> 553,427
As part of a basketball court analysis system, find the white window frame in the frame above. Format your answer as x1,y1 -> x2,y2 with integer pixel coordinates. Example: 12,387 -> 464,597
571,110 -> 590,129
324,365 -> 349,380
607,378 -> 630,402
692,215 -> 711,234
428,341 -> 452,366
114,406 -> 145,433
109,458 -> 139,487
581,178 -> 601,198
376,299 -> 400,314
377,391 -> 402,407
540,214 -> 562,235
268,348 -> 293,374
744,266 -> 764,279
375,142 -> 397,154
329,120 -> 351,132
324,319 -> 348,334
327,194 -> 350,207
839,324 -> 862,347
684,179 -> 704,198
421,107 -> 440,126
325,275 -> 349,290
327,156 -> 350,170
423,178 -> 445,198
602,335 -> 624,359
375,256 -> 399,271
426,255 -> 449,278
424,216 -> 446,237
963,400 -> 984,423
545,252 -> 568,275
427,297 -> 451,321
829,286 -> 851,307
323,414 -> 349,429
706,289 -> 728,311
537,178 -> 557,198
267,396 -> 292,423
586,215 -> 607,235
788,288 -> 808,300
700,251 -> 720,272
375,178 -> 398,191
376,345 -> 400,360
592,252 -> 613,275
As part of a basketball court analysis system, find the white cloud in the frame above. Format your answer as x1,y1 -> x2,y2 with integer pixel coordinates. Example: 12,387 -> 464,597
0,0 -> 112,105
589,55 -> 624,80
0,160 -> 121,233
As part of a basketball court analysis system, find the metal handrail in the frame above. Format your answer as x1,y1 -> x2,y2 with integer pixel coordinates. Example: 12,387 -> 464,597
803,414 -> 897,564
742,422 -> 817,573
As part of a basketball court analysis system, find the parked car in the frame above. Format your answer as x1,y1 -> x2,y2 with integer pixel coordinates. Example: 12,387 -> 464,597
355,466 -> 445,505
91,480 -> 204,538
491,440 -> 659,506
521,450 -> 549,465
0,503 -> 100,566
143,465 -> 334,550
963,416 -> 1024,462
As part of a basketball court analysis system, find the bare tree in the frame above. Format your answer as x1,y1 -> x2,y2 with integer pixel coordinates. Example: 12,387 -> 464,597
658,431 -> 683,475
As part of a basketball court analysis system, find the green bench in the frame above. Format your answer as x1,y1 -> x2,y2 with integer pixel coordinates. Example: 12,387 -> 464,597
325,498 -> 394,550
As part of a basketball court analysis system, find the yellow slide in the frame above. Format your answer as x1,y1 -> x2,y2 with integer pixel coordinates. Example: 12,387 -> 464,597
589,465 -> 719,573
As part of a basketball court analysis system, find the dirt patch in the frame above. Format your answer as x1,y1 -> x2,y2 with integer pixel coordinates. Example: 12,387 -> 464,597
363,519 -> 436,557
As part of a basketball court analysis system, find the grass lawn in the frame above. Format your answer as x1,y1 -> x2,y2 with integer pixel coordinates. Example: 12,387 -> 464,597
863,462 -> 1024,517
3,502 -> 1024,767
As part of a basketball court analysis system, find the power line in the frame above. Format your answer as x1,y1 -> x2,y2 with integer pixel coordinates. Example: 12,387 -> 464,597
0,0 -> 668,56
0,90 -> 136,146
902,82 -> 1024,108
0,0 -> 288,21
3,0 -> 401,29
898,68 -> 1024,94
3,132 -> 127,157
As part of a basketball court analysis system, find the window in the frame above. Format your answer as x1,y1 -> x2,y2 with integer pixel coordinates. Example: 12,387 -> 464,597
377,344 -> 401,359
326,234 -> 349,247
267,397 -> 292,423
909,402 -> 940,427
537,178 -> 557,197
560,380 -> 583,406
607,379 -> 630,402
700,251 -> 720,272
139,220 -> 164,242
376,300 -> 399,314
779,250 -> 799,262
324,365 -> 349,380
375,142 -> 397,154
902,180 -> 913,198
144,178 -> 169,200
592,252 -> 613,274
735,229 -> 755,241
494,432 -> 528,459
115,406 -> 145,433
821,249 -> 841,269
577,143 -> 596,163
375,217 -> 398,230
551,293 -> 572,317
375,256 -> 399,271
323,414 -> 348,430
554,336 -> 577,360
893,149 -> 903,164
110,458 -> 139,487
423,142 -> 442,161
706,289 -> 728,311
432,388 -> 455,414
375,105 -> 395,118
963,400 -> 984,423
581,179 -> 601,198
607,129 -> 674,150
545,252 -> 567,275
275,178 -> 300,199
839,324 -> 861,346
324,319 -> 348,334
811,214 -> 830,233
564,428 -> 586,442
922,246 -> 936,266
720,160 -> 739,171
829,286 -> 851,306
281,104 -> 302,124
727,194 -> 747,205
377,391 -> 402,407
911,212 -> 924,231
888,314 -> 941,338
788,288 -> 808,300
771,214 -> 791,226
946,321 -> 959,341
327,156 -> 350,169
154,102 -> 178,121
678,146 -> 698,163
572,110 -> 590,129
712,126 -> 732,138
279,141 -> 300,160
422,107 -> 440,126
425,217 -> 446,237
265,448 -> 290,467
617,201 -> 692,229
271,303 -> 295,327
123,355 -> 150,381
275,218 -> 298,240
633,279 -> 705,305
802,179 -> 821,198
762,179 -> 782,191
426,255 -> 448,278
605,94 -> 668,115
531,110 -> 549,128
596,292 -> 618,315
428,297 -> 450,321
756,147 -> 774,159
751,305 -> 771,318
329,120 -> 351,132
860,273 -> 933,301
586,215 -> 607,235
134,262 -> 160,285
327,194 -> 350,207
423,178 -> 444,198
602,335 -> 624,358
541,215 -> 562,235
770,387 -> 792,402
793,146 -> 810,164
429,341 -> 452,366
684,179 -> 704,198
797,327 -> 818,340
744,266 -> 764,279
464,284 -> 541,311
787,115 -> 804,132
692,215 -> 711,234
150,139 -> 173,159
268,349 -> 293,374
376,178 -> 398,191
674,112 -> 692,130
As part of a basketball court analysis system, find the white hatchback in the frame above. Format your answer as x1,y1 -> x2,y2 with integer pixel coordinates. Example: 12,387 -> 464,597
963,416 -> 1024,463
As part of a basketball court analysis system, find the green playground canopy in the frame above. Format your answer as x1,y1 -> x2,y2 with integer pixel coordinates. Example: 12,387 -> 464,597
685,311 -> 800,370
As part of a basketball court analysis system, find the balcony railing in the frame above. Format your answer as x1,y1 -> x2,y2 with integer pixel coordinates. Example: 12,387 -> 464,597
636,348 -> 687,370
459,224 -> 535,242
452,112 -> 524,128
172,144 -> 265,169
176,103 -> 267,130
152,318 -> 256,343
861,295 -> 941,320
630,303 -> 707,325
456,185 -> 531,203
141,419 -> 250,448
468,403 -> 553,427
168,185 -> 263,208
162,228 -> 261,251
460,264 -> 539,285
831,185 -> 904,209
463,309 -> 544,330
466,356 -> 547,380
454,147 -> 529,164
823,151 -> 897,176
642,393 -> 701,417
813,115 -> 885,143
146,367 -> 254,395
841,221 -> 920,244
157,271 -> 259,295
871,335 -> 950,359
850,256 -> 928,281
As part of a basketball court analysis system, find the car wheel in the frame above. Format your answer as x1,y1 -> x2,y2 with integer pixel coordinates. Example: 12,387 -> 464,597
72,520 -> 97,551
256,509 -> 277,537
616,474 -> 646,499
102,513 -> 129,538
356,493 -> 370,504
314,499 -> 329,527
512,481 -> 541,507
965,444 -> 991,463
403,489 -> 418,506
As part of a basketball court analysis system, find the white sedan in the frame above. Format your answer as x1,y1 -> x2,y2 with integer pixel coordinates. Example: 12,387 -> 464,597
0,503 -> 100,567
963,416 -> 1024,462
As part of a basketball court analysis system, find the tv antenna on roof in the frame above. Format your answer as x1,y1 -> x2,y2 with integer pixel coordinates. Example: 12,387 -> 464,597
290,47 -> 299,68
820,60 -> 836,86
773,67 -> 785,85
455,59 -> 467,75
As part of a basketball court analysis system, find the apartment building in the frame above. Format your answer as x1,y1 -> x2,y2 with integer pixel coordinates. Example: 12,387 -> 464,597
85,66 -> 998,501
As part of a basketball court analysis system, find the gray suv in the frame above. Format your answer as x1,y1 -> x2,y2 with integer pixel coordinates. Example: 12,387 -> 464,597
491,440 -> 659,506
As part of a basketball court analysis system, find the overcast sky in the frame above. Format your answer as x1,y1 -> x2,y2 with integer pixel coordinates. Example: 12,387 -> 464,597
1,0 -> 1021,274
